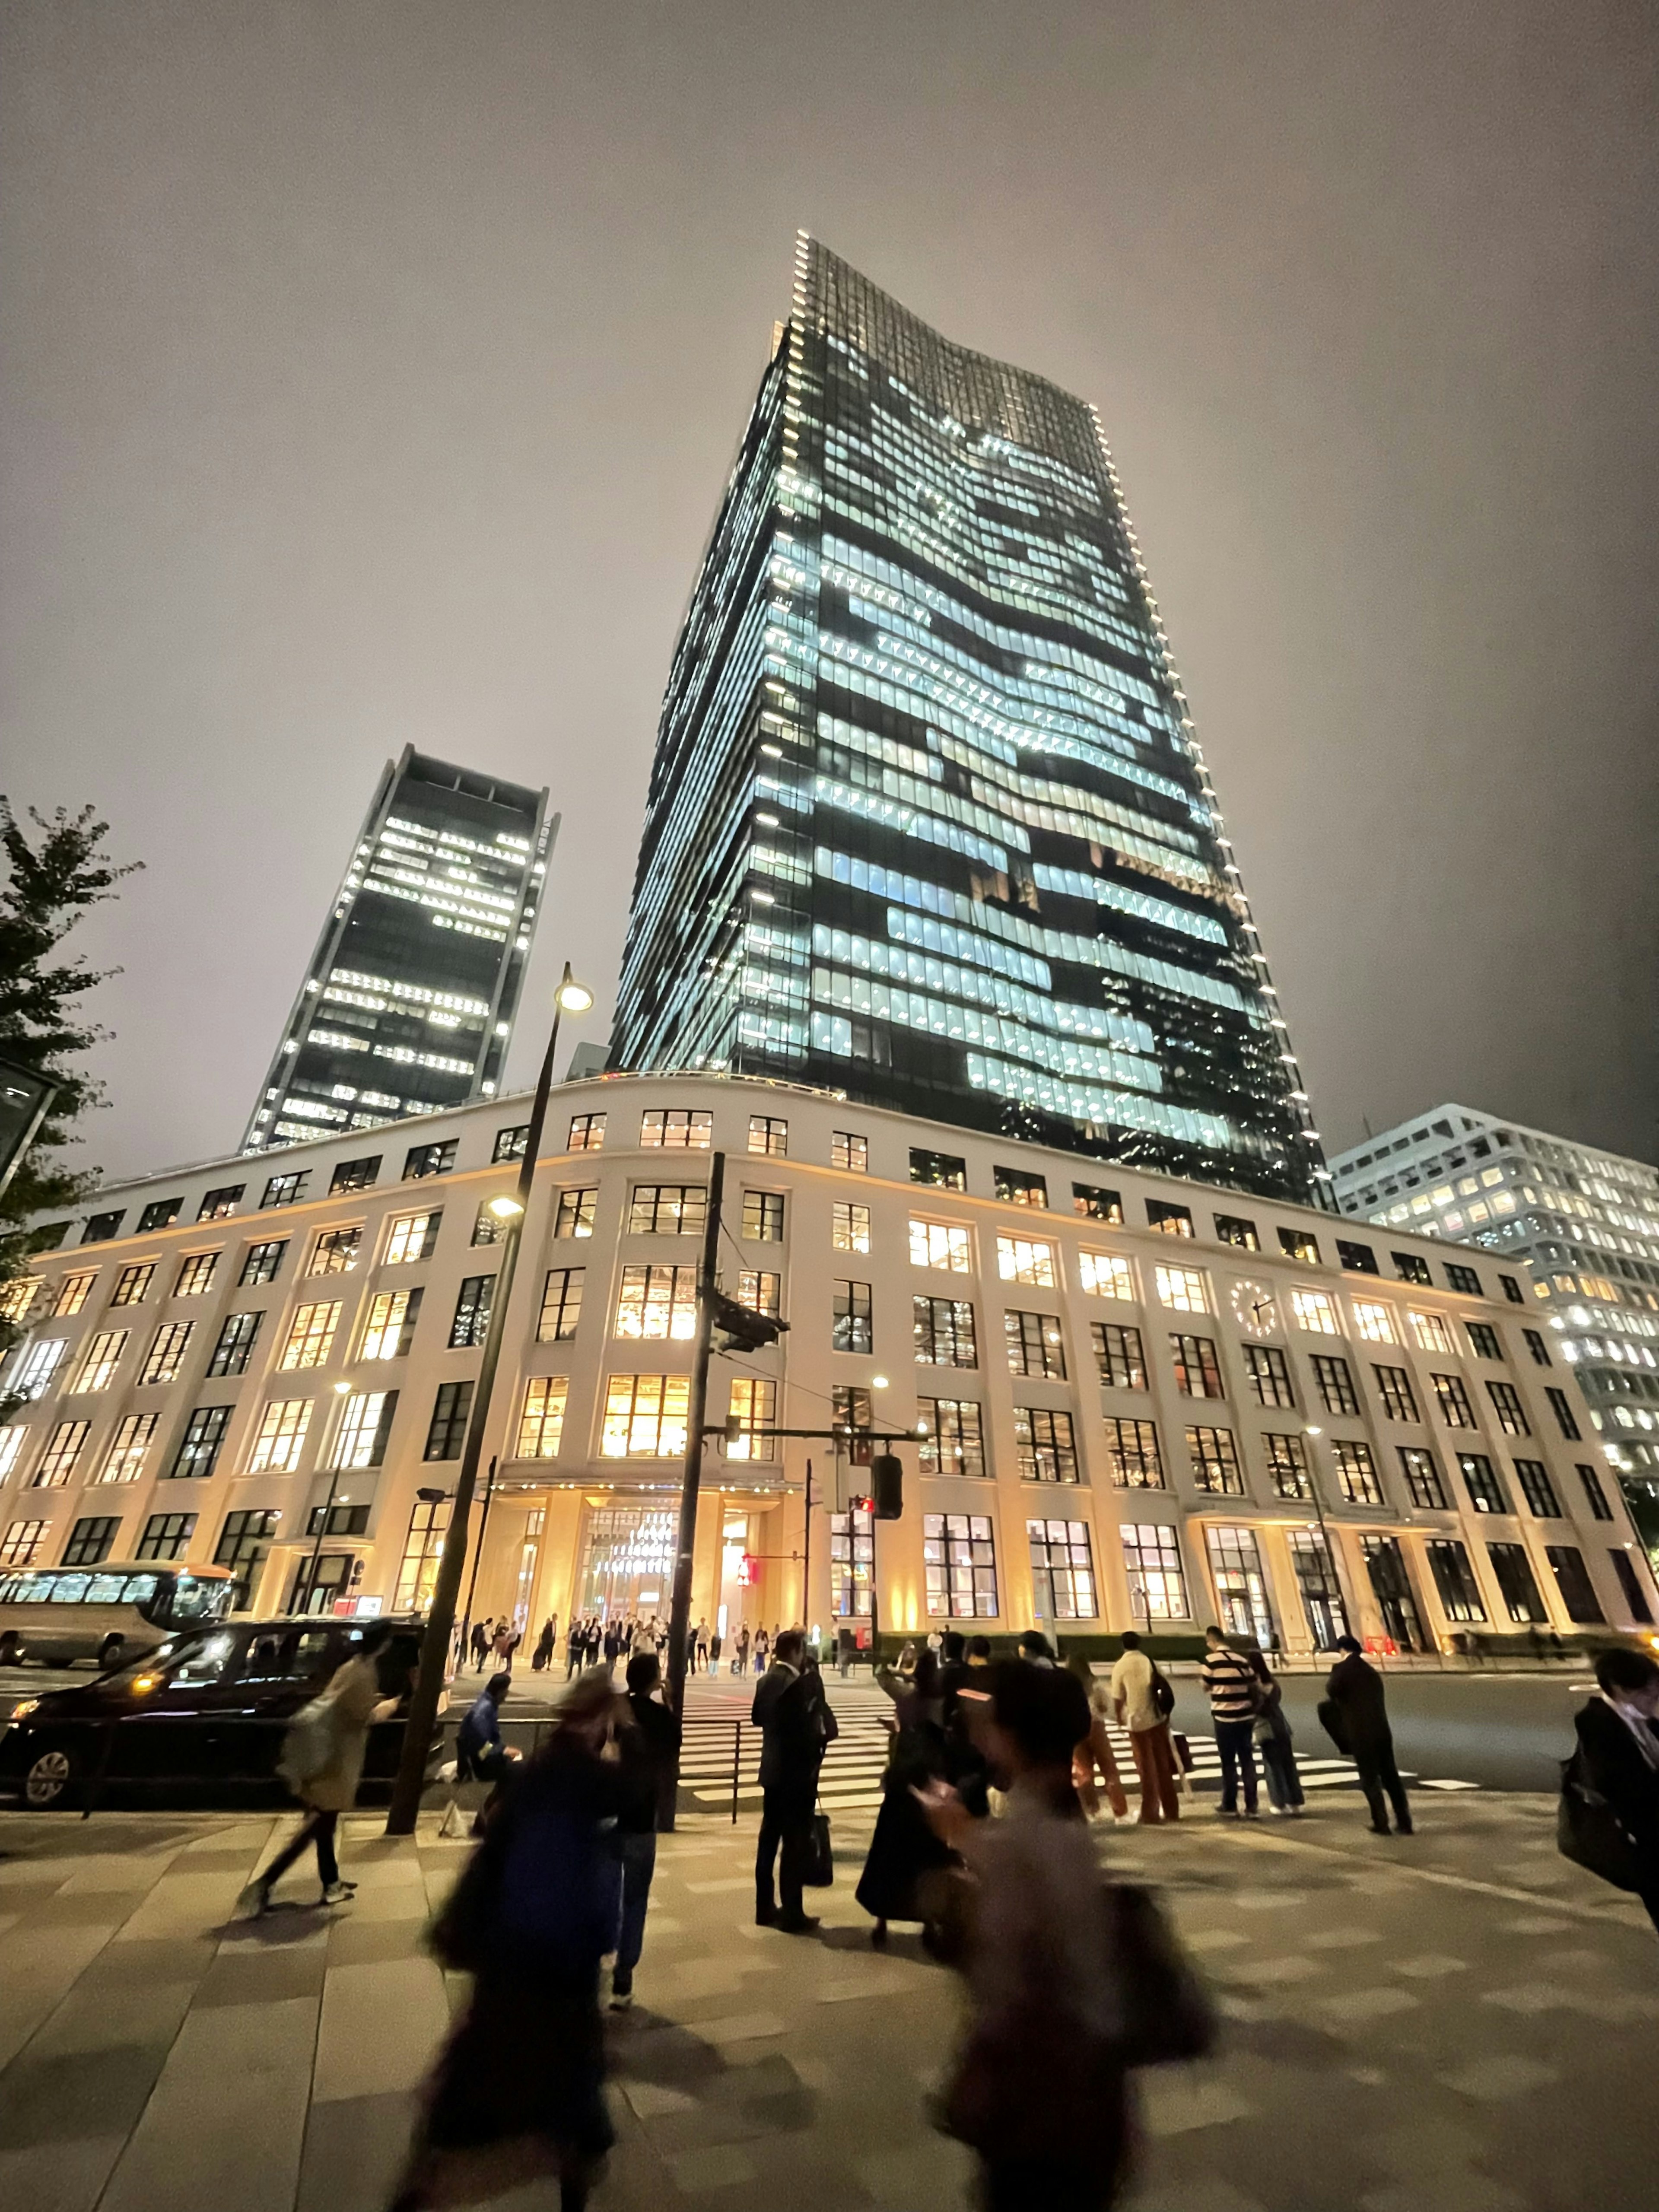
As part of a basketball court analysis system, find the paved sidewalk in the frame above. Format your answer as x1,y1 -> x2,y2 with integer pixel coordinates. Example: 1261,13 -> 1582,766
1,1790 -> 1654,2212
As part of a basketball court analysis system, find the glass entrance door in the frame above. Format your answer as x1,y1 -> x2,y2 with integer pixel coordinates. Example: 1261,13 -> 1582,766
1287,1529 -> 1344,1650
1204,1526 -> 1276,1648
579,1506 -> 676,1621
1360,1535 -> 1428,1652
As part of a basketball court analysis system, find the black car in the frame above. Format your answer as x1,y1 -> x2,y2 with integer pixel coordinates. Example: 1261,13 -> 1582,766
0,1613 -> 441,1810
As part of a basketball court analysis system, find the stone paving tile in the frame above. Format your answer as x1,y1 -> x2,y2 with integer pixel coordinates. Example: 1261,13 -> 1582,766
0,2132 -> 129,2212
312,1954 -> 451,2104
294,2088 -> 419,2212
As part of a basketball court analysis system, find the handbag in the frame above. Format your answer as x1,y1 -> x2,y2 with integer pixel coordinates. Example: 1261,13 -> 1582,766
1106,1880 -> 1219,2067
1149,1662 -> 1176,1719
802,1805 -> 834,1888
1317,1697 -> 1351,1756
1557,1750 -> 1641,1892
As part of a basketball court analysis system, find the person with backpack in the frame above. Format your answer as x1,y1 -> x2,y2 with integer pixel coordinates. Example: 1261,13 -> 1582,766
243,1621 -> 402,1912
1570,1646 -> 1659,1930
1109,1629 -> 1179,1823
1200,1625 -> 1262,1819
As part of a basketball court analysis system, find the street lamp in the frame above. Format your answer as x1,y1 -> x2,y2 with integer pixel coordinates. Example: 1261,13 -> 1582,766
385,960 -> 592,1833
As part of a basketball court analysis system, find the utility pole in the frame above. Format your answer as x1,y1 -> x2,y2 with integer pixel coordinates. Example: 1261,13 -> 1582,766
664,1150 -> 725,1732
384,963 -> 592,1835
801,1459 -> 813,1648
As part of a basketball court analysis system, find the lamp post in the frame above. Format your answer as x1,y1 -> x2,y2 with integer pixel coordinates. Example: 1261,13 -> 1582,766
385,962 -> 593,1834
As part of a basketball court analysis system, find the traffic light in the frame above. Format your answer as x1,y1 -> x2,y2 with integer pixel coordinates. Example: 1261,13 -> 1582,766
711,1289 -> 790,1355
871,1452 -> 903,1521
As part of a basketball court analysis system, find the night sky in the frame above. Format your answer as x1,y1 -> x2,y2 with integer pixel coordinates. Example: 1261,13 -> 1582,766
3,1 -> 1654,1187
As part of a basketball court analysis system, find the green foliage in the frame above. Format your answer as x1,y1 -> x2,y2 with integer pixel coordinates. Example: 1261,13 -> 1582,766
0,801 -> 139,1375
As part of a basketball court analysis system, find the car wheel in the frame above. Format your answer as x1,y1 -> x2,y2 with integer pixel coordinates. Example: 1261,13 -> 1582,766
0,1634 -> 21,1666
24,1746 -> 76,1808
98,1636 -> 124,1670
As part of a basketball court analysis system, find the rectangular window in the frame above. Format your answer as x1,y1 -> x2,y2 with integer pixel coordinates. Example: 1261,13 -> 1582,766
1331,1438 -> 1383,1506
0,1427 -> 24,1481
168,1405 -> 232,1481
73,1330 -> 129,1393
33,1421 -> 91,1487
601,1374 -> 690,1458
403,1140 -> 457,1180
1091,1323 -> 1146,1391
1499,1274 -> 1526,1304
1014,1406 -> 1078,1482
111,1262 -> 156,1308
385,1211 -> 441,1264
174,1252 -> 219,1298
994,1166 -> 1048,1208
830,1503 -> 874,1617
136,1198 -> 182,1233
625,1184 -> 699,1236
1,1519 -> 48,1566
725,1377 -> 777,1461
833,1280 -> 873,1354
1487,1541 -> 1548,1624
53,1272 -> 97,1316
260,1171 -> 308,1210
471,1201 -> 507,1247
1336,1239 -> 1379,1274
395,1496 -> 450,1614
1103,1417 -> 1164,1488
1311,1354 -> 1359,1417
1546,1545 -> 1605,1623
568,1112 -> 606,1152
1545,1387 -> 1582,1441
1576,1463 -> 1614,1522
1372,1364 -> 1420,1422
361,1288 -> 421,1360
1185,1424 -> 1245,1496
1154,1263 -> 1209,1314
207,1310 -> 263,1377
996,1234 -> 1056,1287
332,1389 -> 396,1469
139,1321 -> 195,1386
238,1240 -> 286,1287
1242,1344 -> 1296,1408
63,1516 -> 121,1566
82,1210 -> 124,1243
910,1147 -> 967,1191
918,1398 -> 986,1478
1458,1452 -> 1508,1515
1411,1311 -> 1457,1356
137,1511 -> 197,1563
1169,1333 -> 1224,1398
9,1337 -> 68,1400
1393,1252 -> 1433,1287
1398,1446 -> 1449,1510
1279,1227 -> 1321,1264
279,1301 -> 341,1371
1445,1263 -> 1483,1297
248,1399 -> 311,1475
329,1155 -> 381,1194
913,1296 -> 977,1367
741,1190 -> 785,1242
538,1267 -> 584,1342
1289,1287 -> 1339,1335
1214,1214 -> 1259,1250
1121,1524 -> 1188,1618
833,1385 -> 874,1464
1078,1251 -> 1135,1301
1263,1432 -> 1312,1500
1611,1550 -> 1656,1627
1072,1184 -> 1123,1222
1426,1538 -> 1487,1623
1485,1379 -> 1530,1437
1522,1328 -> 1552,1367
1146,1199 -> 1193,1236
308,1227 -> 362,1277
198,1185 -> 244,1221
1351,1300 -> 1400,1345
747,1115 -> 788,1157
1514,1459 -> 1562,1517
1005,1309 -> 1066,1379
833,1201 -> 872,1253
492,1125 -> 530,1164
214,1507 -> 280,1608
832,1130 -> 868,1173
516,1376 -> 569,1459
614,1264 -> 696,1341
926,1512 -> 1001,1617
448,1276 -> 495,1350
737,1268 -> 781,1317
641,1108 -> 713,1149
1431,1373 -> 1476,1427
1466,1321 -> 1503,1360
910,1218 -> 972,1272
424,1380 -> 474,1461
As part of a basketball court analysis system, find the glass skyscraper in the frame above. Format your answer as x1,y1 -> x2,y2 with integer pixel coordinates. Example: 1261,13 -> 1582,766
244,747 -> 553,1151
613,238 -> 1326,1204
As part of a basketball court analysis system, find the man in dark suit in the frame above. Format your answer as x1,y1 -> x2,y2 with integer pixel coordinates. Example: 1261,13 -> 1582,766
1325,1634 -> 1413,1836
1575,1646 -> 1659,1932
753,1627 -> 835,1932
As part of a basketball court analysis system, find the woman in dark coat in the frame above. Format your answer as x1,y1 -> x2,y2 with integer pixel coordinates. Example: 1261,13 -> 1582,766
1574,1645 -> 1659,1933
391,1672 -> 630,2212
856,1648 -> 957,1944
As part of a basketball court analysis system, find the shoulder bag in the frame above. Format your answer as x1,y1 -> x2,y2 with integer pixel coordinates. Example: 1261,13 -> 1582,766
1557,1748 -> 1641,1892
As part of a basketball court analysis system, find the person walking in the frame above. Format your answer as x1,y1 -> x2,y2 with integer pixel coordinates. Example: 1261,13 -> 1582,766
611,1650 -> 682,2009
858,1647 -> 954,1944
1201,1626 -> 1261,1818
1573,1647 -> 1659,1932
753,1628 -> 833,1933
753,1626 -> 770,1675
1246,1649 -> 1303,1815
245,1621 -> 402,1912
469,1619 -> 490,1672
532,1618 -> 556,1674
734,1623 -> 751,1678
709,1624 -> 723,1672
1324,1634 -> 1413,1836
1066,1653 -> 1130,1822
393,1672 -> 629,2212
695,1618 -> 709,1673
490,1620 -> 515,1669
1109,1630 -> 1179,1824
916,1662 -> 1131,2210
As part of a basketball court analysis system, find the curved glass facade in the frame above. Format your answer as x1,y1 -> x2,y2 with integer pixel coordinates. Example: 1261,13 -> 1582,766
613,238 -> 1328,1205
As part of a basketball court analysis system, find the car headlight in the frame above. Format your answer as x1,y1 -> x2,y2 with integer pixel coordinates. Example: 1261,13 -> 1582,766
10,1699 -> 39,1721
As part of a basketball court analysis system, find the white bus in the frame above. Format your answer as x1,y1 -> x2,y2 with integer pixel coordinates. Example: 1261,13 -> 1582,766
0,1563 -> 236,1670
